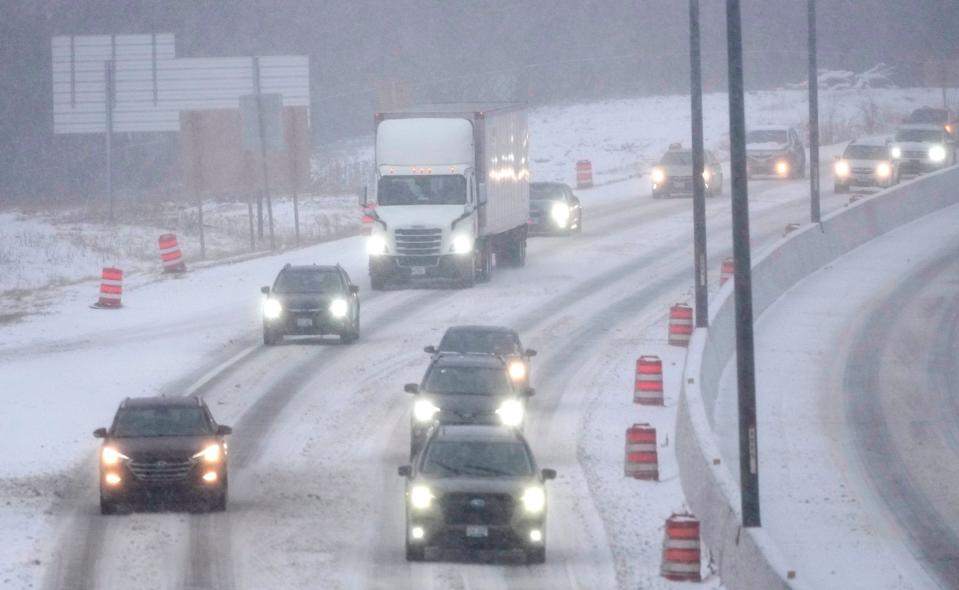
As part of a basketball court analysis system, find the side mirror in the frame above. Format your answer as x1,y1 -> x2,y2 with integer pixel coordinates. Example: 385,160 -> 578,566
216,425 -> 233,436
525,387 -> 535,397
93,427 -> 108,438
541,468 -> 557,481
424,345 -> 437,354
350,285 -> 360,295
398,465 -> 412,477
404,383 -> 419,394
260,286 -> 270,295
525,349 -> 537,357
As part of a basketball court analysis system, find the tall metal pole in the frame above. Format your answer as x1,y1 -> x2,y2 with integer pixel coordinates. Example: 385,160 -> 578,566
807,0 -> 821,223
254,57 -> 276,251
725,0 -> 761,528
105,60 -> 115,223
690,0 -> 708,328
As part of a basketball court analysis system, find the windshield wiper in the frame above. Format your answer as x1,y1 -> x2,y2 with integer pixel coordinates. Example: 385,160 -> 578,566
461,464 -> 514,476
427,460 -> 463,475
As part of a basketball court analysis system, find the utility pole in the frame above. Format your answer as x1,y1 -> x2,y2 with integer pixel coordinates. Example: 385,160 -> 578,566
105,60 -> 115,223
690,0 -> 708,328
725,0 -> 761,528
253,57 -> 276,251
808,0 -> 821,223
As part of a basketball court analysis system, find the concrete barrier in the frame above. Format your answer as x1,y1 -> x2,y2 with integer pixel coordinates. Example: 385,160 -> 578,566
675,166 -> 959,589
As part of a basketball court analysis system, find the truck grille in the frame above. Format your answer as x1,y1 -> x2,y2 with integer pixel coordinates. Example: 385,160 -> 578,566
852,167 -> 875,175
129,459 -> 195,482
904,150 -> 926,160
396,256 -> 440,267
395,227 -> 442,256
442,493 -> 514,525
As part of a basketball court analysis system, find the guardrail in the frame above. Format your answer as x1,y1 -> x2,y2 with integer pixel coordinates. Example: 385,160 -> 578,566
675,166 -> 959,589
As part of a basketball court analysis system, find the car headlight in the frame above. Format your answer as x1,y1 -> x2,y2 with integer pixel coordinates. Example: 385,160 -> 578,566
451,233 -> 473,255
413,399 -> 440,423
702,169 -> 711,182
410,485 -> 434,510
101,446 -> 129,466
775,160 -> 789,176
876,162 -> 892,178
890,146 -> 902,159
521,486 -> 546,514
367,234 -> 388,256
550,202 -> 570,228
192,444 -> 222,463
929,144 -> 947,163
650,167 -> 666,185
834,160 -> 850,177
329,298 -> 349,318
263,298 -> 282,320
508,361 -> 527,381
496,398 -> 525,427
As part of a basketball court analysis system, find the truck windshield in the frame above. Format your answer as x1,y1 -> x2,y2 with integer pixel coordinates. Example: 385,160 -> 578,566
895,129 -> 943,143
378,175 -> 466,206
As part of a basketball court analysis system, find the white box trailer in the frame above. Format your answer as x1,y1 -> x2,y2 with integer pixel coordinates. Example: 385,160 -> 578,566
367,103 -> 529,289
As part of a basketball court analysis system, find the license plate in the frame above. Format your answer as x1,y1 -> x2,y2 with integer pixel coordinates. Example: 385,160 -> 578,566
296,318 -> 313,328
466,525 -> 488,538
411,266 -> 426,276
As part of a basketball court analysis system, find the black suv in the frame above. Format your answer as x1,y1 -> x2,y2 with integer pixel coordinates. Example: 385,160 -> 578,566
424,325 -> 537,388
528,182 -> 582,235
745,126 -> 806,179
406,354 -> 533,458
398,425 -> 556,563
261,264 -> 360,345
93,396 -> 232,514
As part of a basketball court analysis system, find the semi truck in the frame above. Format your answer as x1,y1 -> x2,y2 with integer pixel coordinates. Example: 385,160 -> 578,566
366,103 -> 530,289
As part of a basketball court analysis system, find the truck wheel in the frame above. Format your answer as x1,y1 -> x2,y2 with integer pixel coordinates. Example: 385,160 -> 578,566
513,238 -> 527,267
263,327 -> 281,346
476,241 -> 492,283
100,495 -> 118,515
406,537 -> 426,562
526,545 -> 546,564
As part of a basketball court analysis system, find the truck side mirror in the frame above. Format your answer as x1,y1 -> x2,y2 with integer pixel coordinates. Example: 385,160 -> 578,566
541,468 -> 557,481
260,286 -> 270,295
216,425 -> 233,436
404,383 -> 419,394
525,387 -> 535,397
424,345 -> 437,354
350,285 -> 360,295
525,349 -> 537,357
93,427 -> 108,438
398,465 -> 412,477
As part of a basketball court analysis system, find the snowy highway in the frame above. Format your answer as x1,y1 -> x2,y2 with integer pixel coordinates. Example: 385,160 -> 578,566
20,170 -> 850,590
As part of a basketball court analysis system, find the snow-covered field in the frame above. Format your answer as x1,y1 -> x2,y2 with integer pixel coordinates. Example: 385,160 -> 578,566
0,87 -> 950,590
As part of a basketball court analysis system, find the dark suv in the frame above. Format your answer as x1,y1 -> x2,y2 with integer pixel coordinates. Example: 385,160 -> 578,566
93,396 -> 232,514
398,425 -> 556,563
261,264 -> 360,345
424,325 -> 537,388
746,125 -> 806,179
406,354 -> 533,458
528,182 -> 582,235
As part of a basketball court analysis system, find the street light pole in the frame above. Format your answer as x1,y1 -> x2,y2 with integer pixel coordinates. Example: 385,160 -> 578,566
808,0 -> 821,223
690,0 -> 709,328
725,0 -> 761,528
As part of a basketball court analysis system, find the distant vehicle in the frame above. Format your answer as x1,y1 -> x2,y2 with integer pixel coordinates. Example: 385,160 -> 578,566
890,124 -> 956,178
93,396 -> 232,514
260,264 -> 360,345
424,325 -> 537,388
367,104 -> 530,289
650,144 -> 724,198
397,425 -> 557,563
405,353 -> 533,458
527,182 -> 582,234
745,125 -> 806,179
905,107 -> 957,139
832,137 -> 899,192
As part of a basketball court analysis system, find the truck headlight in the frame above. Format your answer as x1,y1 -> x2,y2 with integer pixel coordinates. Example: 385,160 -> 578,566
508,361 -> 527,381
263,298 -> 282,320
521,486 -> 546,514
650,167 -> 666,185
101,446 -> 129,466
413,399 -> 440,423
834,160 -> 850,177
550,202 -> 570,228
367,235 -> 388,256
702,169 -> 711,182
192,444 -> 222,463
775,160 -> 789,176
451,233 -> 473,255
410,485 -> 434,510
329,298 -> 349,318
495,399 -> 525,427
876,162 -> 892,178
890,146 -> 902,159
929,144 -> 947,163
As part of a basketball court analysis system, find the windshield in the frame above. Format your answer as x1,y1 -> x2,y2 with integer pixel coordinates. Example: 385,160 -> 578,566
274,270 -> 343,294
438,331 -> 521,356
895,129 -> 944,143
424,366 -> 513,395
844,145 -> 889,159
530,184 -> 566,201
112,407 -> 213,437
660,151 -> 693,165
421,441 -> 534,477
747,130 -> 787,144
378,175 -> 466,206
908,110 -> 948,124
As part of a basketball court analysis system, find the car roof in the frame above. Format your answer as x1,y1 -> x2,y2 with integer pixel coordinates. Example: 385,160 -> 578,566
282,264 -> 340,273
431,353 -> 507,368
443,325 -> 518,336
120,396 -> 204,409
432,424 -> 524,443
846,136 -> 891,147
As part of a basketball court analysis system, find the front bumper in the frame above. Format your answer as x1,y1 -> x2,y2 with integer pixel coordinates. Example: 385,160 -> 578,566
100,461 -> 226,502
265,310 -> 349,336
370,254 -> 471,282
408,510 -> 545,550
897,158 -> 948,176
746,155 -> 794,176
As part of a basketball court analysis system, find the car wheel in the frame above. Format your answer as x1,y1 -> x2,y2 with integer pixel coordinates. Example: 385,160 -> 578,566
100,495 -> 118,515
263,327 -> 280,346
405,537 -> 426,562
526,545 -> 546,564
209,483 -> 228,512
